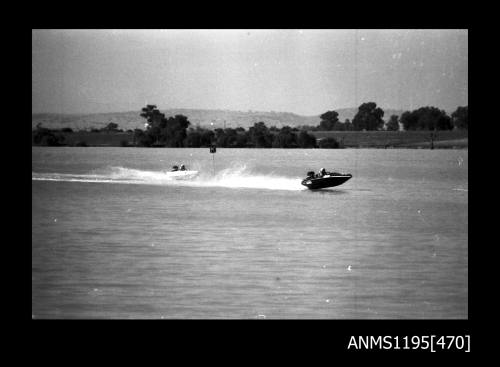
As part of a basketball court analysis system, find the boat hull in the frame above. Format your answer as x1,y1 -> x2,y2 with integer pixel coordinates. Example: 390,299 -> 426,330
166,170 -> 199,180
301,174 -> 352,189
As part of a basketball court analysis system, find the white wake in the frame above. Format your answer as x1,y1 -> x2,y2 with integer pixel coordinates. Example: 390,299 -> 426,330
32,165 -> 306,191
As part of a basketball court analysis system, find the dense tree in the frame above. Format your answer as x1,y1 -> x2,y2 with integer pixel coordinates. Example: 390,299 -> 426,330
185,125 -> 252,148
297,130 -> 317,148
298,124 -> 318,131
451,106 -> 468,130
317,111 -> 356,131
318,137 -> 340,148
184,128 -> 202,147
248,121 -> 273,148
104,122 -> 119,132
343,119 -> 353,131
272,126 -> 298,148
164,114 -> 190,147
40,134 -> 64,146
185,126 -> 214,147
234,131 -> 248,147
434,112 -> 453,130
333,121 -> 345,131
352,102 -> 385,131
140,105 -> 163,126
386,115 -> 400,131
139,104 -> 165,145
133,128 -> 154,147
401,107 -> 452,131
32,124 -> 65,146
318,110 -> 339,131
138,105 -> 191,147
216,128 -> 246,148
200,128 -> 215,147
400,111 -> 416,131
214,128 -> 230,147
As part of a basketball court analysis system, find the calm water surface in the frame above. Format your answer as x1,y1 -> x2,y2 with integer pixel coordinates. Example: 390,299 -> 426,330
32,147 -> 468,319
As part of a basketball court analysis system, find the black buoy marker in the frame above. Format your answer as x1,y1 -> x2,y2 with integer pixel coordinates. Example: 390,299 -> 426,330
210,144 -> 216,176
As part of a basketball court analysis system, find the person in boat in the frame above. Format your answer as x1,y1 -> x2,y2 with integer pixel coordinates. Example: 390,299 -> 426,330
171,165 -> 179,172
317,168 -> 327,177
180,164 -> 186,171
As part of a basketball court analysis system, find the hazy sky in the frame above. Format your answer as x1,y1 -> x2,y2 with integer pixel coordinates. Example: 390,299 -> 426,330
32,29 -> 468,116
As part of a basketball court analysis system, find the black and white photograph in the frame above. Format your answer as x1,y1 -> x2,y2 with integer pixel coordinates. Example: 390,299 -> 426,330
32,29 -> 468,323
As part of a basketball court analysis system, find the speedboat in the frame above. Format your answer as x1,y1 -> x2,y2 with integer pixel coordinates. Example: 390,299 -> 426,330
301,170 -> 352,189
166,170 -> 199,179
166,165 -> 198,179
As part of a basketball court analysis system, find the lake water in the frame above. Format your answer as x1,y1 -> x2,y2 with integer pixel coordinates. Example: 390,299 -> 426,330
32,147 -> 468,319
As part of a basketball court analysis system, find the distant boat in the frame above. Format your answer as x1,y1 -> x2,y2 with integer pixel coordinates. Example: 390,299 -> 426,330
301,170 -> 352,189
167,165 -> 198,179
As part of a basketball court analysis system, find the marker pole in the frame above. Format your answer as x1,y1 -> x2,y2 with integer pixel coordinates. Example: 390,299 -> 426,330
210,144 -> 216,176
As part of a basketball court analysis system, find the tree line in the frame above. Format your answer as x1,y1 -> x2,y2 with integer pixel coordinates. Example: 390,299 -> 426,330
32,122 -> 134,146
133,105 -> 320,148
131,103 -> 467,148
32,103 -> 468,147
315,102 -> 468,132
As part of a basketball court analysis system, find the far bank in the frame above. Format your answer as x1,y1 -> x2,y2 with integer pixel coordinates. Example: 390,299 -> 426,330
32,130 -> 468,149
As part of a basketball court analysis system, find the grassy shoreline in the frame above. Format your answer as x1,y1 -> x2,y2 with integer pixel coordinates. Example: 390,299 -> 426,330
33,130 -> 468,149
310,130 -> 468,149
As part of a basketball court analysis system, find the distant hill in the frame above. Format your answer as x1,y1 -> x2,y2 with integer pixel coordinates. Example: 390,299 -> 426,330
32,107 -> 405,131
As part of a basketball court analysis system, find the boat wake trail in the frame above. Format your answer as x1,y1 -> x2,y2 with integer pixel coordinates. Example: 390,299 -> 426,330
32,165 -> 305,191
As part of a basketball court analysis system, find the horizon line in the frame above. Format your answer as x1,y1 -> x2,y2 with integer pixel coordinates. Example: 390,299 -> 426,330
32,105 -> 456,117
